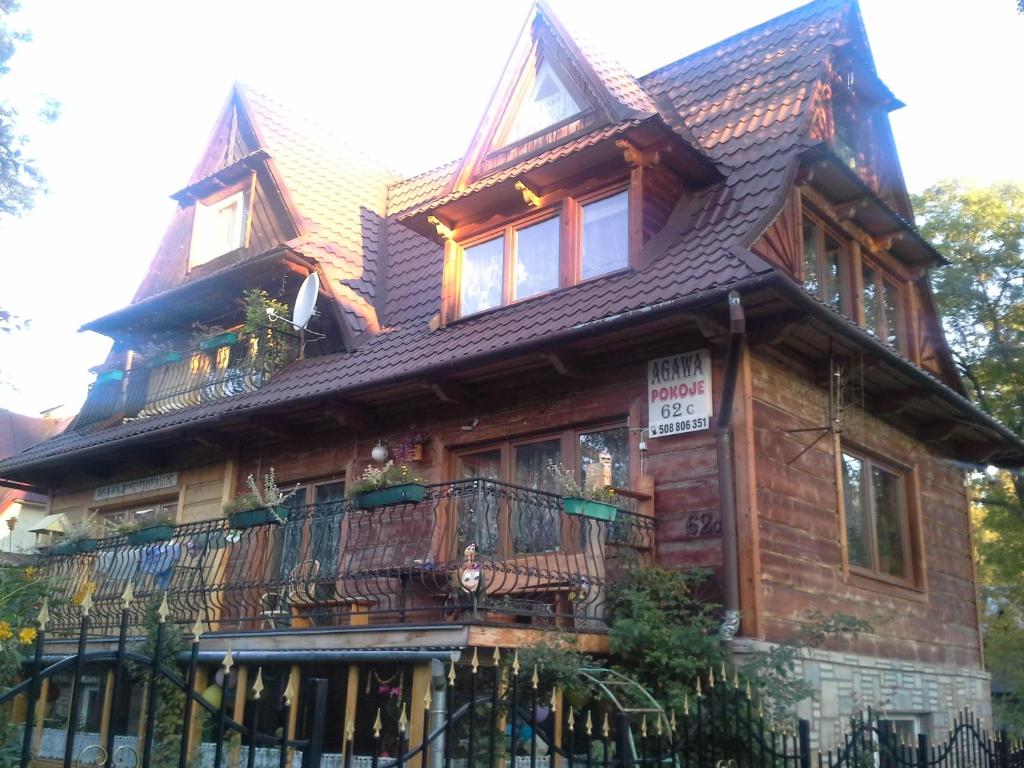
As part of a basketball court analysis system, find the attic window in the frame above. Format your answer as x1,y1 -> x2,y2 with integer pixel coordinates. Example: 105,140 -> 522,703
501,59 -> 582,145
189,189 -> 247,269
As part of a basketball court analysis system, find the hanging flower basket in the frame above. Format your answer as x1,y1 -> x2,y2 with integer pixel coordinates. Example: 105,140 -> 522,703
354,483 -> 427,509
126,522 -> 175,545
229,505 -> 289,529
562,497 -> 618,522
146,350 -> 183,367
52,538 -> 99,556
199,332 -> 239,351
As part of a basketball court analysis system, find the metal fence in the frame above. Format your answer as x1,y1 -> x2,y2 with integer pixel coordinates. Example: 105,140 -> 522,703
39,480 -> 655,632
75,327 -> 301,429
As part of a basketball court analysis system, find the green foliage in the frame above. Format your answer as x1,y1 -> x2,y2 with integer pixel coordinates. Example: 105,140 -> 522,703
352,460 -> 423,494
517,633 -> 598,707
546,460 -> 617,503
243,288 -> 289,334
913,180 -> 1024,734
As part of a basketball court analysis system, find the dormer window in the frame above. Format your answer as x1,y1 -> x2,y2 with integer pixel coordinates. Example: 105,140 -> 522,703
454,187 -> 629,319
501,59 -> 583,146
189,189 -> 248,269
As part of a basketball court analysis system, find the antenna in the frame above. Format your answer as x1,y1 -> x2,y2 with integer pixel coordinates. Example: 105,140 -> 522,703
292,273 -> 320,330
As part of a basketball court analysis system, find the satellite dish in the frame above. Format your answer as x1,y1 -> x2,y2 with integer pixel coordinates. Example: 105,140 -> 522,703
292,273 -> 320,330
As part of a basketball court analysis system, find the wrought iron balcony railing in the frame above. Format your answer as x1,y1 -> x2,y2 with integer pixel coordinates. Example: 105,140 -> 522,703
75,327 -> 301,429
40,480 -> 654,633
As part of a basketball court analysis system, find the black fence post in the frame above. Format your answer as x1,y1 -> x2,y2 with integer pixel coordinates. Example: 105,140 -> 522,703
303,678 -> 327,768
18,620 -> 45,768
61,607 -> 91,768
1000,730 -> 1011,768
798,719 -> 811,768
916,733 -> 929,768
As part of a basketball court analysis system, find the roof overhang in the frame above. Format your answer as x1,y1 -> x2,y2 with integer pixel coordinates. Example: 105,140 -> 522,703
799,146 -> 944,268
81,247 -> 318,338
170,149 -> 270,205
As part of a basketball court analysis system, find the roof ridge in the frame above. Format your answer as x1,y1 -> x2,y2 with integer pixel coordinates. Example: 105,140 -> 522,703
639,0 -> 849,83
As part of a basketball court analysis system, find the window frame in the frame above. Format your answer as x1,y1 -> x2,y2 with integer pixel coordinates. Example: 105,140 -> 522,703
451,184 -> 631,320
836,445 -> 924,590
858,257 -> 907,352
801,210 -> 851,315
98,498 -> 179,534
188,176 -> 254,271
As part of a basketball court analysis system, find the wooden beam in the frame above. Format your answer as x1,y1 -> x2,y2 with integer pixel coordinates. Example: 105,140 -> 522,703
919,420 -> 961,444
249,414 -> 302,440
871,391 -> 920,415
322,401 -> 374,428
186,430 -> 236,452
541,351 -> 584,377
615,139 -> 662,169
429,380 -> 469,406
427,215 -> 455,241
695,316 -> 729,343
835,199 -> 867,221
514,180 -> 542,208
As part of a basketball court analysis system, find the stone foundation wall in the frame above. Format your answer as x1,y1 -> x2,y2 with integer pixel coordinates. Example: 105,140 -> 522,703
732,639 -> 991,749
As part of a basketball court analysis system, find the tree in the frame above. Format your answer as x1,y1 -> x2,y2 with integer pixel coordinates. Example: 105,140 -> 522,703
913,180 -> 1024,734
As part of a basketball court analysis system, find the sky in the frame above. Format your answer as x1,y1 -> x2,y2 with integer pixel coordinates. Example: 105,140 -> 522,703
0,0 -> 1021,418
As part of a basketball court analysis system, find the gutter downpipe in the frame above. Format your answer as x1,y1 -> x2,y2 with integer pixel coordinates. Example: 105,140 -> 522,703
430,658 -> 447,768
716,290 -> 745,641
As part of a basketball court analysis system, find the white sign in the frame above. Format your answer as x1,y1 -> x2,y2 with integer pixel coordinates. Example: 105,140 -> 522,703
94,472 -> 178,502
648,349 -> 713,438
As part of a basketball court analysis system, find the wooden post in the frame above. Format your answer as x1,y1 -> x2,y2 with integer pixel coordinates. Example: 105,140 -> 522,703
33,678 -> 50,755
408,663 -> 431,768
286,666 -> 301,767
342,666 -> 360,765
552,688 -> 564,768
98,670 -> 115,750
230,666 -> 248,768
186,667 -> 209,765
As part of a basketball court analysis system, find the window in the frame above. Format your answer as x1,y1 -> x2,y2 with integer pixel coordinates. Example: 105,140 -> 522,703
189,189 -> 247,268
453,425 -> 631,556
840,450 -> 910,581
456,189 -> 629,318
802,213 -> 847,311
861,263 -> 905,350
501,59 -> 583,145
102,499 -> 178,534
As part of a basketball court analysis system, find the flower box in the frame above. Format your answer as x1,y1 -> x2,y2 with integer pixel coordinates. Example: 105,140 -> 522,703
198,332 -> 239,351
229,505 -> 289,529
95,369 -> 125,385
562,497 -> 618,522
354,483 -> 427,509
126,523 -> 175,545
52,538 -> 98,556
147,350 -> 182,367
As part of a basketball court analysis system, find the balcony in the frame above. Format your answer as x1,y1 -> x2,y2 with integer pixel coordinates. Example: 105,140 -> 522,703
39,480 -> 654,633
75,327 -> 301,429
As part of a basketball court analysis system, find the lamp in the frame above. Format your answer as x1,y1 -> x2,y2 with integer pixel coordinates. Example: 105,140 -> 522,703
371,441 -> 388,463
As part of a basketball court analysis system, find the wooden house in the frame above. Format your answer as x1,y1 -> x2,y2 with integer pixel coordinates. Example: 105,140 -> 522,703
1,0 -> 1021,758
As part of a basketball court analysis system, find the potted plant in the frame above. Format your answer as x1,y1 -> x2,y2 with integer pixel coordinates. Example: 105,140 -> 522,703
225,468 -> 297,529
113,514 -> 176,545
137,341 -> 182,368
51,514 -> 100,555
94,368 -> 125,385
192,323 -> 239,352
546,460 -> 618,521
351,461 -> 427,509
242,288 -> 290,334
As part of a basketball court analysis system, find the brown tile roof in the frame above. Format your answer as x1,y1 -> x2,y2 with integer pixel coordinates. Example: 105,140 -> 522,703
14,0 -> 983,474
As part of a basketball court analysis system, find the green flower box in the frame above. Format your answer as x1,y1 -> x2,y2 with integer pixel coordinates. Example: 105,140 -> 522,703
229,505 -> 289,529
354,483 -> 427,509
126,523 -> 175,545
52,538 -> 98,556
95,369 -> 125,385
199,332 -> 239,351
147,350 -> 182,367
562,497 -> 618,522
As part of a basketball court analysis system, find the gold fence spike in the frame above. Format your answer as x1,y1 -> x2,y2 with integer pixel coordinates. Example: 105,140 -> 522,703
121,582 -> 135,610
655,715 -> 662,737
531,665 -> 539,690
708,667 -> 715,688
424,685 -> 431,710
399,703 -> 408,733
192,616 -> 204,642
157,593 -> 170,624
36,598 -> 50,632
745,681 -> 752,700
448,659 -> 457,685
80,590 -> 93,618
493,646 -> 501,665
373,707 -> 383,739
512,649 -> 520,675
721,660 -> 727,681
471,647 -> 479,674
567,707 -> 575,732
222,647 -> 235,675
669,710 -> 677,732
684,693 -> 690,716
641,714 -> 648,737
585,710 -> 593,736
733,669 -> 739,689
252,667 -> 265,700
695,678 -> 702,697
345,718 -> 355,743
284,671 -> 295,707
550,687 -> 558,713
602,713 -> 610,738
